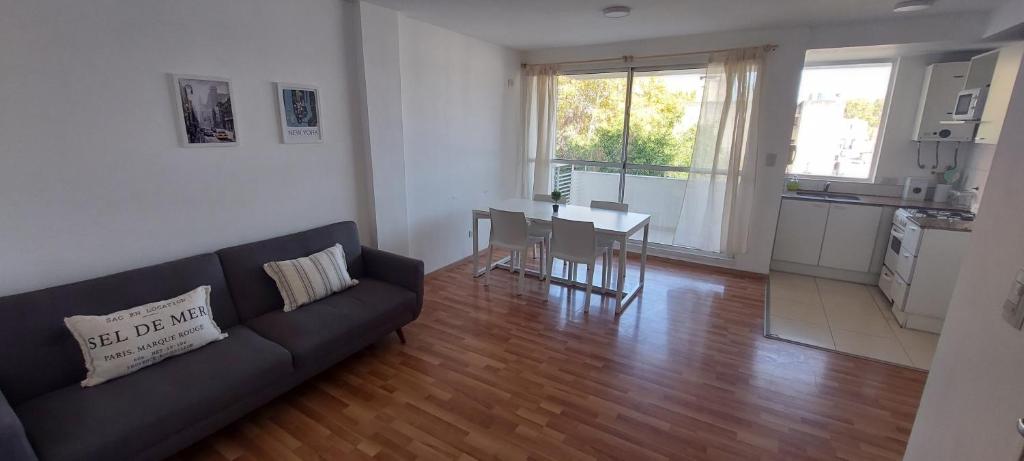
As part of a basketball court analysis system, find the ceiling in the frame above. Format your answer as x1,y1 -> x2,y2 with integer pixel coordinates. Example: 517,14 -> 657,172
362,0 -> 1005,50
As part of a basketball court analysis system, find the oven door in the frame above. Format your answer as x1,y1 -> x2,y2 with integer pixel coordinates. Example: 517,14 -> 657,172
885,226 -> 904,269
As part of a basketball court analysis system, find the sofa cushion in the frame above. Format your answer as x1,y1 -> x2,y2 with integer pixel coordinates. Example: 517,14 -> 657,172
64,285 -> 229,387
15,326 -> 291,461
0,253 -> 239,406
217,222 -> 364,322
245,278 -> 416,372
264,244 -> 359,312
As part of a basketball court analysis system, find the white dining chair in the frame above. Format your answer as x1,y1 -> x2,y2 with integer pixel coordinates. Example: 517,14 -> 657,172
527,194 -> 556,265
545,217 -> 610,312
486,208 -> 547,293
590,200 -> 629,291
590,200 -> 628,212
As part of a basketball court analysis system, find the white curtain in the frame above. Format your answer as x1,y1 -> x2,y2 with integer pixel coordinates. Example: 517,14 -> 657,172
519,65 -> 558,197
672,47 -> 764,255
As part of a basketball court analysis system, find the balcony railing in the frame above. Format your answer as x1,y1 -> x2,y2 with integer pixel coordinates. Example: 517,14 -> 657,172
563,169 -> 687,246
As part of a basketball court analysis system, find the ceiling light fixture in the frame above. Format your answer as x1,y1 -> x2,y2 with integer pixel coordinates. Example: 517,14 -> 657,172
893,0 -> 933,13
603,6 -> 631,19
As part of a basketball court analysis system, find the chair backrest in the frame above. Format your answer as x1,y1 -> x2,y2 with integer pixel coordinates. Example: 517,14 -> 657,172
550,217 -> 597,262
489,208 -> 529,248
590,200 -> 629,212
533,193 -> 555,203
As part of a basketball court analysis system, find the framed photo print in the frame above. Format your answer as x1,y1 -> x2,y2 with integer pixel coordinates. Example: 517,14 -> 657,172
171,74 -> 238,147
276,83 -> 322,144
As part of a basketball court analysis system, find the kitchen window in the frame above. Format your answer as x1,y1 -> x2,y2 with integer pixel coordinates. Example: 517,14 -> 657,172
788,62 -> 894,181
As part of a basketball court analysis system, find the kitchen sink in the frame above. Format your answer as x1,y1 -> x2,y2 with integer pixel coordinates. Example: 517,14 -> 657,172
795,191 -> 862,201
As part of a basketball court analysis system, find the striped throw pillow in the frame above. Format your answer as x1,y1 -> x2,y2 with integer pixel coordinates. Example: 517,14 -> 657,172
263,244 -> 358,311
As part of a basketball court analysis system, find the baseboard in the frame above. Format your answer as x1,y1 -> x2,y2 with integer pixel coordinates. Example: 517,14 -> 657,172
621,241 -> 766,279
437,246 -> 765,281
769,260 -> 879,284
892,308 -> 944,334
637,252 -> 766,279
425,251 -> 483,280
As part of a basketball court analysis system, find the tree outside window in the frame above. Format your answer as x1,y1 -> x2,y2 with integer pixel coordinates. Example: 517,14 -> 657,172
555,69 -> 703,177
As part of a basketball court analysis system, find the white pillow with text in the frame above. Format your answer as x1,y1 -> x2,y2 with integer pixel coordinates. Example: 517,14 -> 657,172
64,286 -> 228,387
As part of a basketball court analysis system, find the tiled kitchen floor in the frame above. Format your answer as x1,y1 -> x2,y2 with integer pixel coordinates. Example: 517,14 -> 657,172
767,271 -> 940,370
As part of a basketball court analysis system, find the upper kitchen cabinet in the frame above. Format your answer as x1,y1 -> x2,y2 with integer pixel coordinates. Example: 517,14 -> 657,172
975,44 -> 1024,145
773,199 -> 829,266
964,50 -> 998,90
818,203 -> 883,272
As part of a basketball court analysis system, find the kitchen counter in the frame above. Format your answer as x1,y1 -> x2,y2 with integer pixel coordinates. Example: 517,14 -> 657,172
781,191 -> 970,212
907,215 -> 974,232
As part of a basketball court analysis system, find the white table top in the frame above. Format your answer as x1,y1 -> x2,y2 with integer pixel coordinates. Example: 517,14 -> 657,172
474,198 -> 651,236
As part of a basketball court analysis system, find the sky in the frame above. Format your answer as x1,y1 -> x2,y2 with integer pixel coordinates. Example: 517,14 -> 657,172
797,64 -> 893,102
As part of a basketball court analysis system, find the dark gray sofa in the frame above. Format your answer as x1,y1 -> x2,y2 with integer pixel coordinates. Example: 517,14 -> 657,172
0,222 -> 423,461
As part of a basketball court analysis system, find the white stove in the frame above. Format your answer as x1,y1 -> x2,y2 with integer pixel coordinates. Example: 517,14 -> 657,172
893,208 -> 975,229
878,208 -> 973,333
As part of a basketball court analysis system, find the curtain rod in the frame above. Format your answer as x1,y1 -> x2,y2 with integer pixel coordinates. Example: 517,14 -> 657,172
522,44 -> 778,69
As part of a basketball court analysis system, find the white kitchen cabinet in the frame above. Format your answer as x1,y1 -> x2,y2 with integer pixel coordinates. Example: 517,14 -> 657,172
964,50 -> 997,90
975,43 -> 1024,145
772,199 -> 829,265
818,203 -> 883,272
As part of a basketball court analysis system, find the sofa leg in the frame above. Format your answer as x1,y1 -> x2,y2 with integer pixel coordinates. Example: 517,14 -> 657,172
395,328 -> 406,344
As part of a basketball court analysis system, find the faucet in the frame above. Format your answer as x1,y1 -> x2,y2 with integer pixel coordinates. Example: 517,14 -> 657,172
823,181 -> 832,193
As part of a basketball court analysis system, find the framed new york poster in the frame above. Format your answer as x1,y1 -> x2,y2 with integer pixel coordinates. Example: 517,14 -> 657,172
276,83 -> 322,144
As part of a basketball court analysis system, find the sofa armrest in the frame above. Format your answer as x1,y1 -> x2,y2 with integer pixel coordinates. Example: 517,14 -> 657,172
361,246 -> 425,314
0,389 -> 37,461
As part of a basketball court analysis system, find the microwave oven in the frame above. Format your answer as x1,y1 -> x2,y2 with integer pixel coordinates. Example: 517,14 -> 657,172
952,87 -> 988,121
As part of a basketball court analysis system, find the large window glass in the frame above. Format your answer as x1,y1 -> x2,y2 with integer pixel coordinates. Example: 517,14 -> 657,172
553,67 -> 706,246
555,72 -> 627,164
626,69 -> 704,177
788,63 -> 893,180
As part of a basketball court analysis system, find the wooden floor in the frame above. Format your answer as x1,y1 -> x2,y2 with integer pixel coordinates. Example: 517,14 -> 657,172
171,255 -> 928,461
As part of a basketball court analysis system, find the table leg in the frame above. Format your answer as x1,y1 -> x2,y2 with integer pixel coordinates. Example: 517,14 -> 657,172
472,214 -> 480,276
615,234 -> 627,310
639,222 -> 649,284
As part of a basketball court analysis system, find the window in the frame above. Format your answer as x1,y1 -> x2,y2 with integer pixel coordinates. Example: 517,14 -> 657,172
553,67 -> 707,245
788,62 -> 893,181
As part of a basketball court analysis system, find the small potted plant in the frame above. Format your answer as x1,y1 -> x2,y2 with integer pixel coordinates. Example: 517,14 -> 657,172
550,190 -> 562,213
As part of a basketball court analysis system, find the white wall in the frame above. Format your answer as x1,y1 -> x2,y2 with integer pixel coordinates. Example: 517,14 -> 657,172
0,0 -> 370,296
523,13 -> 994,274
357,1 -> 412,255
904,53 -> 1024,461
962,143 -> 997,206
398,16 -> 520,273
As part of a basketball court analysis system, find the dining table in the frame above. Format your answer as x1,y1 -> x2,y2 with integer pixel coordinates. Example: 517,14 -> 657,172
471,198 -> 652,314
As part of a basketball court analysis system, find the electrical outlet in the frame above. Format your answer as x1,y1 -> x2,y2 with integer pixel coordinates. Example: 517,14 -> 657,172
1001,269 -> 1024,330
